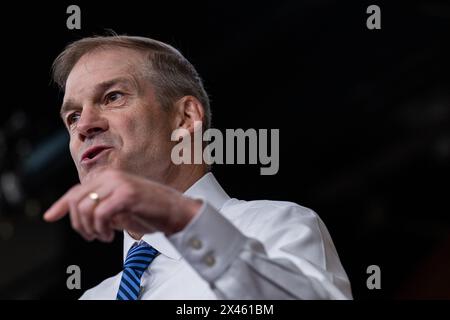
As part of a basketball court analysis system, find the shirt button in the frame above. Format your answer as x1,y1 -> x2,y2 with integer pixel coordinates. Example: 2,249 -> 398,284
203,254 -> 215,267
188,237 -> 202,249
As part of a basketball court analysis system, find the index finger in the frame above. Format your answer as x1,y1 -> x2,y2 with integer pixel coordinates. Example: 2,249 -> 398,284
43,191 -> 72,222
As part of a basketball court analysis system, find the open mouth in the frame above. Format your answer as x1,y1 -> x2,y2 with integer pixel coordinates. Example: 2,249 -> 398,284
81,146 -> 113,163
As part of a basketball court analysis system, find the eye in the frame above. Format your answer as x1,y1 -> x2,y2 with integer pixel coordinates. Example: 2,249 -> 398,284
66,112 -> 80,127
105,91 -> 124,104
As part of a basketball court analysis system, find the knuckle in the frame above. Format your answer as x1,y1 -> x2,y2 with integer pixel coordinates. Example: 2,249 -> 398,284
116,196 -> 131,213
71,219 -> 79,230
120,184 -> 136,202
78,200 -> 90,214
66,195 -> 74,205
94,206 -> 108,220
72,219 -> 82,232
68,184 -> 82,194
67,195 -> 79,208
108,169 -> 124,181
121,187 -> 134,201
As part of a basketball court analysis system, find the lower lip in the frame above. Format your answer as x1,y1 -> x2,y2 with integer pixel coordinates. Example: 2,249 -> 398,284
80,148 -> 113,167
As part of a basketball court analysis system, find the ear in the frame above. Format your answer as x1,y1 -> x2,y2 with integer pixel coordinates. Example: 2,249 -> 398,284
173,96 -> 205,133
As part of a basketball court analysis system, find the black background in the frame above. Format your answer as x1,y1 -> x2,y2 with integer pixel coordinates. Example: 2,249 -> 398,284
0,0 -> 449,299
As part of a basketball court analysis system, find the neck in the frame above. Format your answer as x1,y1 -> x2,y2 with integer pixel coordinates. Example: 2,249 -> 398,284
164,163 -> 209,193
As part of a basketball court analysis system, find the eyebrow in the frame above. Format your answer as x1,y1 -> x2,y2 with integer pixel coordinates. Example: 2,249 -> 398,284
59,77 -> 138,120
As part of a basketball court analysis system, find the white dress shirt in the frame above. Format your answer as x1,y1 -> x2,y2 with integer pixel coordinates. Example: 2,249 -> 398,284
79,173 -> 352,300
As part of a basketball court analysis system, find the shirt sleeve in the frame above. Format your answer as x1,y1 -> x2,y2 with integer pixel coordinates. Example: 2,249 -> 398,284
168,200 -> 353,300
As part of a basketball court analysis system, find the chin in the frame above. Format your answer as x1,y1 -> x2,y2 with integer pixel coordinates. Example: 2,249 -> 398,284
79,165 -> 109,183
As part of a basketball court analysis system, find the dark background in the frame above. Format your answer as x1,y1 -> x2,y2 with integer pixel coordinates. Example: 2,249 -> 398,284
0,0 -> 449,299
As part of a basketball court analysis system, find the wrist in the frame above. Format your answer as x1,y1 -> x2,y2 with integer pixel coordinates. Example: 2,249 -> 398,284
166,196 -> 203,236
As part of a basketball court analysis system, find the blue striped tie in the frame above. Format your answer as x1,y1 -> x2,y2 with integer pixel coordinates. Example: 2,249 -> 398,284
116,242 -> 159,300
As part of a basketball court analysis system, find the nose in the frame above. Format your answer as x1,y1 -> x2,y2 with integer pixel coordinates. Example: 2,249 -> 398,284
75,106 -> 109,141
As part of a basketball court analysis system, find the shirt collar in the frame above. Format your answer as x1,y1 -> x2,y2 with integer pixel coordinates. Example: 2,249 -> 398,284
184,172 -> 230,211
123,172 -> 230,262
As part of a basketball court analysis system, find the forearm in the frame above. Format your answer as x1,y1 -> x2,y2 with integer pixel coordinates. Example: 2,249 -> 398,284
169,201 -> 351,299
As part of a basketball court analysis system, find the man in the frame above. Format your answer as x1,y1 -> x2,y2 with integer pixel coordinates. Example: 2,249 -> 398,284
44,35 -> 352,299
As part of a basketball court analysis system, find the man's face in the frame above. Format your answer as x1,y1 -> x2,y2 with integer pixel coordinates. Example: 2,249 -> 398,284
62,48 -> 176,184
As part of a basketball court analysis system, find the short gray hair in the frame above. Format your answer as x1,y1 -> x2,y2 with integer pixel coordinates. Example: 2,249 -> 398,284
52,34 -> 211,129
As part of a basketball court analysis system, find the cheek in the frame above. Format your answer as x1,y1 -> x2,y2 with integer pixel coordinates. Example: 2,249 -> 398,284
117,106 -> 174,154
128,110 -> 163,137
69,139 -> 84,174
69,140 -> 78,162
119,117 -> 142,142
113,116 -> 149,155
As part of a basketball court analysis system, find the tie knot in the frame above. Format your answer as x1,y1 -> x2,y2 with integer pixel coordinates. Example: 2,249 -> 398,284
124,243 -> 159,274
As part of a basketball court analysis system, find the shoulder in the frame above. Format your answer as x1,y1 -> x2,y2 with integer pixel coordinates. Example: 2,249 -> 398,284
222,198 -> 319,224
221,198 -> 341,274
220,198 -> 326,239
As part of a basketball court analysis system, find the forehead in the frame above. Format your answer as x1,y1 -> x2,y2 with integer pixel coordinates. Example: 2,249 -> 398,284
64,47 -> 147,99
